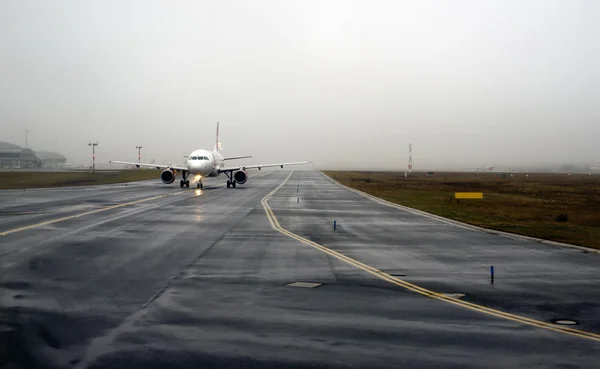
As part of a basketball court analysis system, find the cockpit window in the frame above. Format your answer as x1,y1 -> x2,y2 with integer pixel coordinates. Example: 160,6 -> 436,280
191,156 -> 198,160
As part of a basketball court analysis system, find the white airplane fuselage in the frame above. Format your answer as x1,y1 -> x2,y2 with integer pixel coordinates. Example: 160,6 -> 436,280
185,149 -> 224,178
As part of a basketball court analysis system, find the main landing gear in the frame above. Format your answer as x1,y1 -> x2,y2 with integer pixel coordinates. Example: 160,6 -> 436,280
179,171 -> 190,188
224,170 -> 236,188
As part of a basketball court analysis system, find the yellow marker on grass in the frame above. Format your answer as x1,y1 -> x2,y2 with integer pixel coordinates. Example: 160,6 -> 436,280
455,192 -> 483,199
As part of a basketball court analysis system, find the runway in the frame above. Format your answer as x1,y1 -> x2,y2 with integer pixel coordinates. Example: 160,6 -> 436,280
1,170 -> 599,368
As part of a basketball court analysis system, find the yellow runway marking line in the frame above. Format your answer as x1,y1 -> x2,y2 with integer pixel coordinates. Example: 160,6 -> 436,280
262,172 -> 600,343
0,171 -> 273,237
0,191 -> 186,236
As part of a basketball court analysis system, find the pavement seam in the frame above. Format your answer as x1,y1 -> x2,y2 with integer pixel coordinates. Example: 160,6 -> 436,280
113,171 -> 276,310
111,171 -> 275,308
141,184 -> 259,309
321,172 -> 600,254
324,253 -> 339,284
262,171 -> 600,343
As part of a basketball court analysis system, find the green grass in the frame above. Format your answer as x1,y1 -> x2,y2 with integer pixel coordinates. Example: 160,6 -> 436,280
0,170 -> 161,189
324,171 -> 600,249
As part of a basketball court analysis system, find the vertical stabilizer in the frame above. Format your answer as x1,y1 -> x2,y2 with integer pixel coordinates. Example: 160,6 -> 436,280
214,121 -> 220,152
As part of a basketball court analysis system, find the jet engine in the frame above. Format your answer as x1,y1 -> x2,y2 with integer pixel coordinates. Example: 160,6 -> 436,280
233,170 -> 248,184
161,169 -> 176,184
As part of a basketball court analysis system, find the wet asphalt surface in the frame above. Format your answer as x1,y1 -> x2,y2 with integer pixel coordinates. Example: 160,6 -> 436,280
0,170 -> 599,368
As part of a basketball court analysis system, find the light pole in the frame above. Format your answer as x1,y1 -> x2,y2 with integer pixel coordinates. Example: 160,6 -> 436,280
24,129 -> 30,148
136,145 -> 143,169
88,141 -> 98,173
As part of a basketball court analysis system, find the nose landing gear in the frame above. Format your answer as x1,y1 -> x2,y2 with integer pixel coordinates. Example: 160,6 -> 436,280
197,182 -> 203,189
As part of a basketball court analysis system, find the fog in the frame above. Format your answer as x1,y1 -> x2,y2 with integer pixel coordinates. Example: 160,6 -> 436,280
1,1 -> 598,170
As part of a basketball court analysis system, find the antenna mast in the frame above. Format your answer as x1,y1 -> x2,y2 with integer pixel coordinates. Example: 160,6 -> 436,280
408,143 -> 413,175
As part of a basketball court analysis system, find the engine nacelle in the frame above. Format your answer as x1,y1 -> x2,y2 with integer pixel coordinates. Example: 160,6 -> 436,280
233,170 -> 248,185
161,169 -> 176,184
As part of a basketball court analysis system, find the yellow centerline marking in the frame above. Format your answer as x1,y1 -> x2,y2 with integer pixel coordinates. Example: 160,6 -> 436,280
262,171 -> 600,342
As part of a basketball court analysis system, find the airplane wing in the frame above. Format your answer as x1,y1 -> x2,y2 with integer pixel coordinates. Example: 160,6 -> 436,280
223,155 -> 253,161
110,160 -> 188,171
219,161 -> 312,172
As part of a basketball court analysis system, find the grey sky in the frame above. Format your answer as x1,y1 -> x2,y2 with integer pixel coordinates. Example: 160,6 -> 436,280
1,0 -> 598,170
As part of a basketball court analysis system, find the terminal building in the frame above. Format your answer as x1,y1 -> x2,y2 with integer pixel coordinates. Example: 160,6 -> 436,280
35,151 -> 68,169
0,141 -> 67,169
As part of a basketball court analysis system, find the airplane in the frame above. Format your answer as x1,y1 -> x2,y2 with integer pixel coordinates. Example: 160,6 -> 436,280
110,122 -> 312,189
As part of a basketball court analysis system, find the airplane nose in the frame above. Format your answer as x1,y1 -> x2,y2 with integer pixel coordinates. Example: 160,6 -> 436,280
189,162 -> 201,171
189,162 -> 210,175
